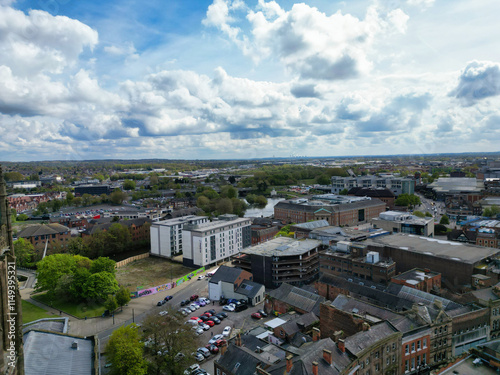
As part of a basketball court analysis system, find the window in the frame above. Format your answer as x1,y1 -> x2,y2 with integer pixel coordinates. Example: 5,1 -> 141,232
386,357 -> 390,366
392,343 -> 395,351
417,340 -> 421,350
366,358 -> 370,365
375,351 -> 379,359
217,370 -> 221,375
405,360 -> 409,372
392,355 -> 395,363
411,343 -> 415,352
423,339 -> 427,348
375,364 -> 379,372
405,345 -> 409,354
423,353 -> 426,364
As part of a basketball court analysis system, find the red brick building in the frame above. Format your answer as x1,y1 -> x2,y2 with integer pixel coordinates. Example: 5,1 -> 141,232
391,268 -> 441,293
17,223 -> 71,253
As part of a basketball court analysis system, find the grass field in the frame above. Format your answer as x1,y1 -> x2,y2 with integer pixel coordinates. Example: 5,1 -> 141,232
31,293 -> 106,319
116,257 -> 195,291
22,300 -> 57,324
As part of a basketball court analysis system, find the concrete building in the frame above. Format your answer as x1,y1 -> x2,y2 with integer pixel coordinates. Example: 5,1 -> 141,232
348,187 -> 396,209
182,214 -> 251,268
364,233 -> 500,287
274,195 -> 386,226
150,215 -> 208,258
331,175 -> 415,196
372,211 -> 435,237
233,237 -> 323,289
428,178 -> 484,201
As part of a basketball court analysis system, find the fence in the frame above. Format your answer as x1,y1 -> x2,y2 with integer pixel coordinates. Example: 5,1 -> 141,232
115,253 -> 149,268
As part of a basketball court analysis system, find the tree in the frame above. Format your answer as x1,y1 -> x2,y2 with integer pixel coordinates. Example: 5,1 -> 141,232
395,194 -> 421,208
90,257 -> 116,275
104,295 -> 118,313
36,254 -> 86,294
68,267 -> 92,301
413,211 -> 425,218
110,189 -> 127,205
106,324 -> 148,375
220,185 -> 237,199
16,213 -> 28,221
123,180 -> 136,190
83,271 -> 119,302
141,310 -> 199,375
3,171 -> 24,181
228,176 -> 236,184
483,205 -> 500,218
13,238 -> 35,267
425,212 -> 433,217
316,174 -> 331,185
339,189 -> 349,195
440,215 -> 450,225
116,286 -> 131,310
216,198 -> 233,215
255,195 -> 267,207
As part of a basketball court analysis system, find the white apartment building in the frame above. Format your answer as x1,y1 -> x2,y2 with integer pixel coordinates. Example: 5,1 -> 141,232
150,215 -> 209,258
182,214 -> 252,268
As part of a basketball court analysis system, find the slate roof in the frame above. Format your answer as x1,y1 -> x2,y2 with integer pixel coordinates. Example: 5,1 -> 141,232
82,217 -> 152,235
216,344 -> 267,375
269,338 -> 351,375
18,223 -> 69,238
268,283 -> 325,315
210,265 -> 246,284
345,322 -> 398,356
236,280 -> 264,299
348,187 -> 395,198
291,221 -> 330,230
278,312 -> 319,337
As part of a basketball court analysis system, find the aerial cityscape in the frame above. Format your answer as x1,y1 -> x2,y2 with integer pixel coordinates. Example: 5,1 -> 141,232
1,1 -> 500,375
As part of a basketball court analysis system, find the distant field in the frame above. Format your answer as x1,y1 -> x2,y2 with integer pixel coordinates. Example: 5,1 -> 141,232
22,300 -> 57,324
116,257 -> 195,291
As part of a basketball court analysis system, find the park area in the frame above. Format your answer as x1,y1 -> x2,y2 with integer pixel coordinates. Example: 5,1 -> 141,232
22,300 -> 57,324
116,257 -> 195,291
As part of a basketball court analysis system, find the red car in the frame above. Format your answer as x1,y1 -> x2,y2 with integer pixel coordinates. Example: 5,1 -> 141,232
214,339 -> 227,347
202,312 -> 212,317
190,317 -> 202,323
190,295 -> 199,301
205,344 -> 219,354
205,320 -> 215,327
251,312 -> 262,319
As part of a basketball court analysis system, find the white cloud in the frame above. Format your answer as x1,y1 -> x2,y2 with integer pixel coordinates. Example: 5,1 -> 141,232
450,60 -> 500,106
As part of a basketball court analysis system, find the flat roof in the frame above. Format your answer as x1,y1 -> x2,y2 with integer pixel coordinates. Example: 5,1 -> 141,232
242,237 -> 322,257
152,215 -> 207,226
393,268 -> 440,283
366,233 -> 500,264
185,217 -> 251,232
24,331 -> 94,375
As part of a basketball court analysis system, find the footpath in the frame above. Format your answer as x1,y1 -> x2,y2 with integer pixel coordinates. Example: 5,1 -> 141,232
21,270 -> 207,339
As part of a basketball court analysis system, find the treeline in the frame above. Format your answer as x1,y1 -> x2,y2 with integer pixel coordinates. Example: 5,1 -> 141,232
196,185 -> 248,217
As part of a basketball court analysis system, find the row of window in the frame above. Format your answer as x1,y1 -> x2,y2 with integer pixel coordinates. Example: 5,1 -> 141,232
404,354 -> 426,372
404,339 -> 427,354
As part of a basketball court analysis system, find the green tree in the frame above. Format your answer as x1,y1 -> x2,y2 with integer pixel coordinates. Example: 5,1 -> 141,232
216,198 -> 233,215
141,310 -> 198,375
440,215 -> 450,225
67,237 -> 90,256
81,194 -> 92,207
68,267 -> 91,301
483,205 -> 500,218
16,213 -> 28,221
413,211 -> 425,218
104,295 -> 118,313
246,194 -> 256,204
116,286 -> 131,310
220,185 -> 237,199
13,238 -> 35,267
339,189 -> 349,195
110,189 -> 127,205
395,194 -> 421,208
83,272 -> 119,302
425,212 -> 433,217
123,180 -> 136,190
90,257 -> 116,275
3,171 -> 24,181
316,174 -> 331,185
255,195 -> 267,207
36,254 -> 87,295
106,324 -> 147,375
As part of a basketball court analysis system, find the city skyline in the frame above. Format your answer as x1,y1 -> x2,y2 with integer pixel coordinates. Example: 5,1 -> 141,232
1,0 -> 500,161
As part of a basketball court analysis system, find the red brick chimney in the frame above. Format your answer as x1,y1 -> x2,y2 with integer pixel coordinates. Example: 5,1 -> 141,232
236,333 -> 242,347
220,343 -> 227,355
312,327 -> 320,341
286,355 -> 293,372
312,361 -> 318,375
338,339 -> 345,353
323,349 -> 332,365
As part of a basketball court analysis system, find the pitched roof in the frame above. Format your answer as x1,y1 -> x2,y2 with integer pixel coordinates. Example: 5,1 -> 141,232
210,265 -> 246,284
268,284 -> 325,315
345,322 -> 399,356
216,345 -> 267,375
18,223 -> 69,238
235,280 -> 264,299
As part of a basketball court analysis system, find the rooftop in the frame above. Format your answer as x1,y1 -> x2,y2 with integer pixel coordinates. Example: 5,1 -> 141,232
242,237 -> 322,257
345,321 -> 398,356
392,268 -> 440,284
366,233 -> 500,264
152,215 -> 208,227
184,217 -> 251,232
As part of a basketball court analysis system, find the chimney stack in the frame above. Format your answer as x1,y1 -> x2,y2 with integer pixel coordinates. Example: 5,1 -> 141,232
286,355 -> 293,372
220,343 -> 227,355
338,339 -> 345,353
312,327 -> 320,341
323,349 -> 332,365
236,333 -> 242,346
312,362 -> 318,375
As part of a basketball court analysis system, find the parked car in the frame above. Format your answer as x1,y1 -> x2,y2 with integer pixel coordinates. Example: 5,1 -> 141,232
199,315 -> 210,322
208,317 -> 220,324
184,364 -> 201,375
190,317 -> 202,323
218,311 -> 228,318
174,353 -> 185,362
208,334 -> 224,344
193,326 -> 204,335
200,297 -> 210,304
186,305 -> 197,312
196,300 -> 206,307
157,300 -> 166,306
202,312 -> 212,317
205,320 -> 215,327
205,344 -> 219,354
257,309 -> 267,317
214,339 -> 227,347
197,347 -> 211,358
223,304 -> 235,312
219,298 -> 227,305
159,310 -> 168,316
164,295 -> 173,301
226,299 -> 238,305
234,303 -> 248,312
215,313 -> 225,321
199,322 -> 210,330
181,299 -> 190,306
191,353 -> 204,363
222,326 -> 231,337
197,275 -> 205,280
190,294 -> 199,301
251,312 -> 262,319
178,309 -> 188,316
238,299 -> 248,305
190,303 -> 200,310
206,309 -> 216,315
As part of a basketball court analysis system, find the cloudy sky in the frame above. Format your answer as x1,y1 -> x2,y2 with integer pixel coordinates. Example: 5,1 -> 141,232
1,0 -> 500,161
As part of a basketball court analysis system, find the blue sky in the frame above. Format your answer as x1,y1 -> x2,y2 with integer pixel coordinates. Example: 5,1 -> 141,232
1,0 -> 500,161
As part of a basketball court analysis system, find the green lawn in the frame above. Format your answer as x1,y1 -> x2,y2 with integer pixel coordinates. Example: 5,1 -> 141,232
22,300 -> 56,324
32,293 -> 106,319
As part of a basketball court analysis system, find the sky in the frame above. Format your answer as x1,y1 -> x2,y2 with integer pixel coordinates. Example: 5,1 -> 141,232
1,0 -> 500,162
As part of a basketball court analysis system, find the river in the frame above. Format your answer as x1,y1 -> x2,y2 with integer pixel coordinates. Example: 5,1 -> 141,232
244,198 -> 285,218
